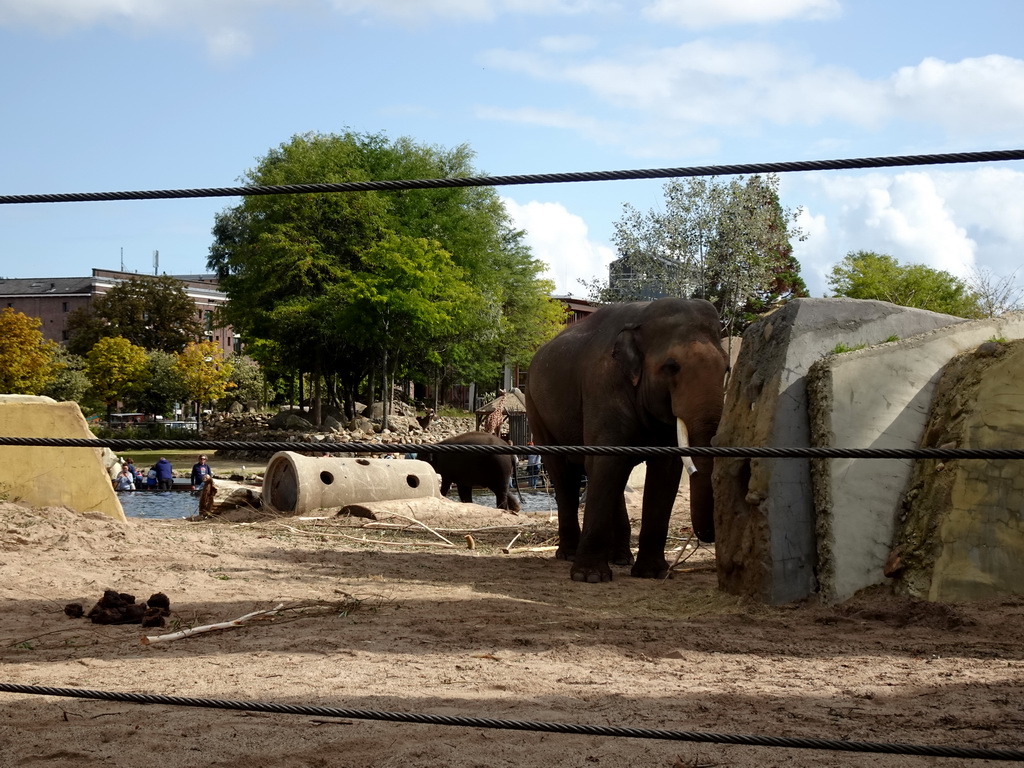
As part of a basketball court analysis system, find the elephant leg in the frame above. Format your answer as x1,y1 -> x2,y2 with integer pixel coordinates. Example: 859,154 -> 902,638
573,456 -> 633,583
440,478 -> 452,497
544,455 -> 583,561
610,491 -> 634,566
632,454 -> 683,578
456,484 -> 474,504
492,482 -> 521,512
689,454 -> 716,542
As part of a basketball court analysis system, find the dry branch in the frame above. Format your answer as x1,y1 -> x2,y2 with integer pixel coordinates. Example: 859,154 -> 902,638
142,604 -> 285,645
271,522 -> 456,548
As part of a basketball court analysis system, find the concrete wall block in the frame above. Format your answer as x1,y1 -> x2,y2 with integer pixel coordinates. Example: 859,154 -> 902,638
0,394 -> 125,521
892,338 -> 1024,602
809,312 -> 1024,603
713,297 -> 965,604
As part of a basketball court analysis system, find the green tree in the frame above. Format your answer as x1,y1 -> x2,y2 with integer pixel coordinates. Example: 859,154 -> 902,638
85,336 -> 150,417
208,130 -> 557,419
0,307 -> 58,395
224,354 -> 272,410
328,234 -> 483,428
39,347 -> 90,403
130,350 -> 188,417
67,275 -> 203,355
175,341 -> 233,432
828,251 -> 983,318
590,174 -> 807,333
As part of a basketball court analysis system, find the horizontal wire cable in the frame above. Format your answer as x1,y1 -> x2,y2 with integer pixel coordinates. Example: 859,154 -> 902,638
0,435 -> 1019,460
0,685 -> 1021,761
2,150 -> 1023,205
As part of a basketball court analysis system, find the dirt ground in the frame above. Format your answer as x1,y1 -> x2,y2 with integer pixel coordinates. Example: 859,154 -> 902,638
1,489 -> 1023,768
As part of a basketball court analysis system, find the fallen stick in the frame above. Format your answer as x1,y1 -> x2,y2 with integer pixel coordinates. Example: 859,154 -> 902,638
272,523 -> 455,548
371,512 -> 456,547
502,532 -> 522,554
522,545 -> 558,553
142,604 -> 285,645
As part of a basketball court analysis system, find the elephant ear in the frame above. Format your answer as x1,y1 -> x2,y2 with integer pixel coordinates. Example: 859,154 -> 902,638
612,324 -> 643,387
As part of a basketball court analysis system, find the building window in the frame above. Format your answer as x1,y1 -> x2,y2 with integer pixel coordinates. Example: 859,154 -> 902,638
62,302 -> 69,312
61,330 -> 69,341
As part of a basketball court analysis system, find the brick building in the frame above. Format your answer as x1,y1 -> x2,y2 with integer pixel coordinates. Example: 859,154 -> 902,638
0,268 -> 238,356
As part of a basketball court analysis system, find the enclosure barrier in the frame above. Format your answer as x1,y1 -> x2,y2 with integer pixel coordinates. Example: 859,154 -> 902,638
5,147 -> 1024,761
0,435 -> 1022,461
2,436 -> 1022,761
1,684 -> 1022,761
1,149 -> 1023,204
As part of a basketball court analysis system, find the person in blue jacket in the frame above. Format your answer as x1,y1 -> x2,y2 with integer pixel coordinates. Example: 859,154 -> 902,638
190,454 -> 212,492
154,457 -> 174,491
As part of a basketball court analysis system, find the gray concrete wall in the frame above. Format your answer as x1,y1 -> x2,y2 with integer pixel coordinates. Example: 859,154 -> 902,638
808,312 -> 1024,603
713,298 -> 965,604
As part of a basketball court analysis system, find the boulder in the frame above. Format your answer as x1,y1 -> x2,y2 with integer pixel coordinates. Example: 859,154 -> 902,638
891,339 -> 1024,602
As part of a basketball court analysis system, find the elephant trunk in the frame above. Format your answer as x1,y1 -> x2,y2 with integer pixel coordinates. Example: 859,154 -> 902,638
676,418 -> 698,476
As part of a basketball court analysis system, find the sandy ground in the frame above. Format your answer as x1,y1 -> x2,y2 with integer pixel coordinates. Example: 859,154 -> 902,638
2,489 -> 1023,768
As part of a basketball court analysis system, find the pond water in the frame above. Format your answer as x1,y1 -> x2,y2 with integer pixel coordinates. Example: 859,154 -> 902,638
119,491 -> 203,520
119,486 -> 560,520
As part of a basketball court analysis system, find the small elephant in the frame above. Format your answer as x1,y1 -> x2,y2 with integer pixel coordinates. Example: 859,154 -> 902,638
422,431 -> 521,513
525,298 -> 728,583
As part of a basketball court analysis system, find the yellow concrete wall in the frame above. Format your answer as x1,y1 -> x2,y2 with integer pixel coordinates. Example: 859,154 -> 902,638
0,395 -> 126,522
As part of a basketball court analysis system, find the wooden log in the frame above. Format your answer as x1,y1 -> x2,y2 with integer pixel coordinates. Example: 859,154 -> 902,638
338,496 -> 504,522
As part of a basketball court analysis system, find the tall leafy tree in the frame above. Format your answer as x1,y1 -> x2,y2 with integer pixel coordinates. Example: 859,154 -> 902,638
590,174 -> 807,333
0,307 -> 58,395
85,336 -> 150,417
208,130 -> 558,419
175,341 -> 233,432
39,347 -> 90,403
828,251 -> 983,318
224,354 -> 273,410
130,350 -> 188,418
328,234 -> 482,427
67,275 -> 203,355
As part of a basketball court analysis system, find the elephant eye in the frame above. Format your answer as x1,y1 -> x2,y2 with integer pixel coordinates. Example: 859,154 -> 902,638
661,358 -> 681,375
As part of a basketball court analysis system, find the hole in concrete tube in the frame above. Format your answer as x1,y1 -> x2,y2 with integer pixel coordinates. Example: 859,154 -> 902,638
356,458 -> 370,466
406,475 -> 420,488
320,471 -> 335,485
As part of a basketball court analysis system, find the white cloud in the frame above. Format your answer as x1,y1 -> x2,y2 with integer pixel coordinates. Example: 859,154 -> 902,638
790,167 -> 1024,299
643,0 -> 841,28
889,55 -> 1024,136
502,197 -> 616,295
0,0 -> 611,56
0,0 -> 276,57
482,43 -> 1024,144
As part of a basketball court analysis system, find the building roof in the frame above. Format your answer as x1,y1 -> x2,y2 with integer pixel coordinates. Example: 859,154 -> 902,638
475,388 -> 528,415
0,276 -> 95,297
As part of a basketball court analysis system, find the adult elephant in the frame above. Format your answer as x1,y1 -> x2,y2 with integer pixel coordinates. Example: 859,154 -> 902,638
422,431 -> 521,513
525,298 -> 728,583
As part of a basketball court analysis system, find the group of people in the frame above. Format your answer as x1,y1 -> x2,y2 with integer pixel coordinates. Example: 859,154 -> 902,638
112,455 -> 212,493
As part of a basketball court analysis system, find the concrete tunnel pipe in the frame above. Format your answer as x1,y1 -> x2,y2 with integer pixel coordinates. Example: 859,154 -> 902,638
263,452 -> 441,515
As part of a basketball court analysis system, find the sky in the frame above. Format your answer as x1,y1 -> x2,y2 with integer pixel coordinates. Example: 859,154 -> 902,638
1,0 -> 1022,299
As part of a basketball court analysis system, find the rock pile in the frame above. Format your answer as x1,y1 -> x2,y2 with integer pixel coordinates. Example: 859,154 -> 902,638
204,405 -> 476,462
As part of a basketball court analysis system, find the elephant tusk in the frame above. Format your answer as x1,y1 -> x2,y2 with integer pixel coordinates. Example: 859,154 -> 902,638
676,417 -> 698,476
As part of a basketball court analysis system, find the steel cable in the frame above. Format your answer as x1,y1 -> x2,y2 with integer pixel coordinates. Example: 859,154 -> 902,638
1,150 -> 1022,205
0,684 -> 1020,760
0,435 -> 1020,460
